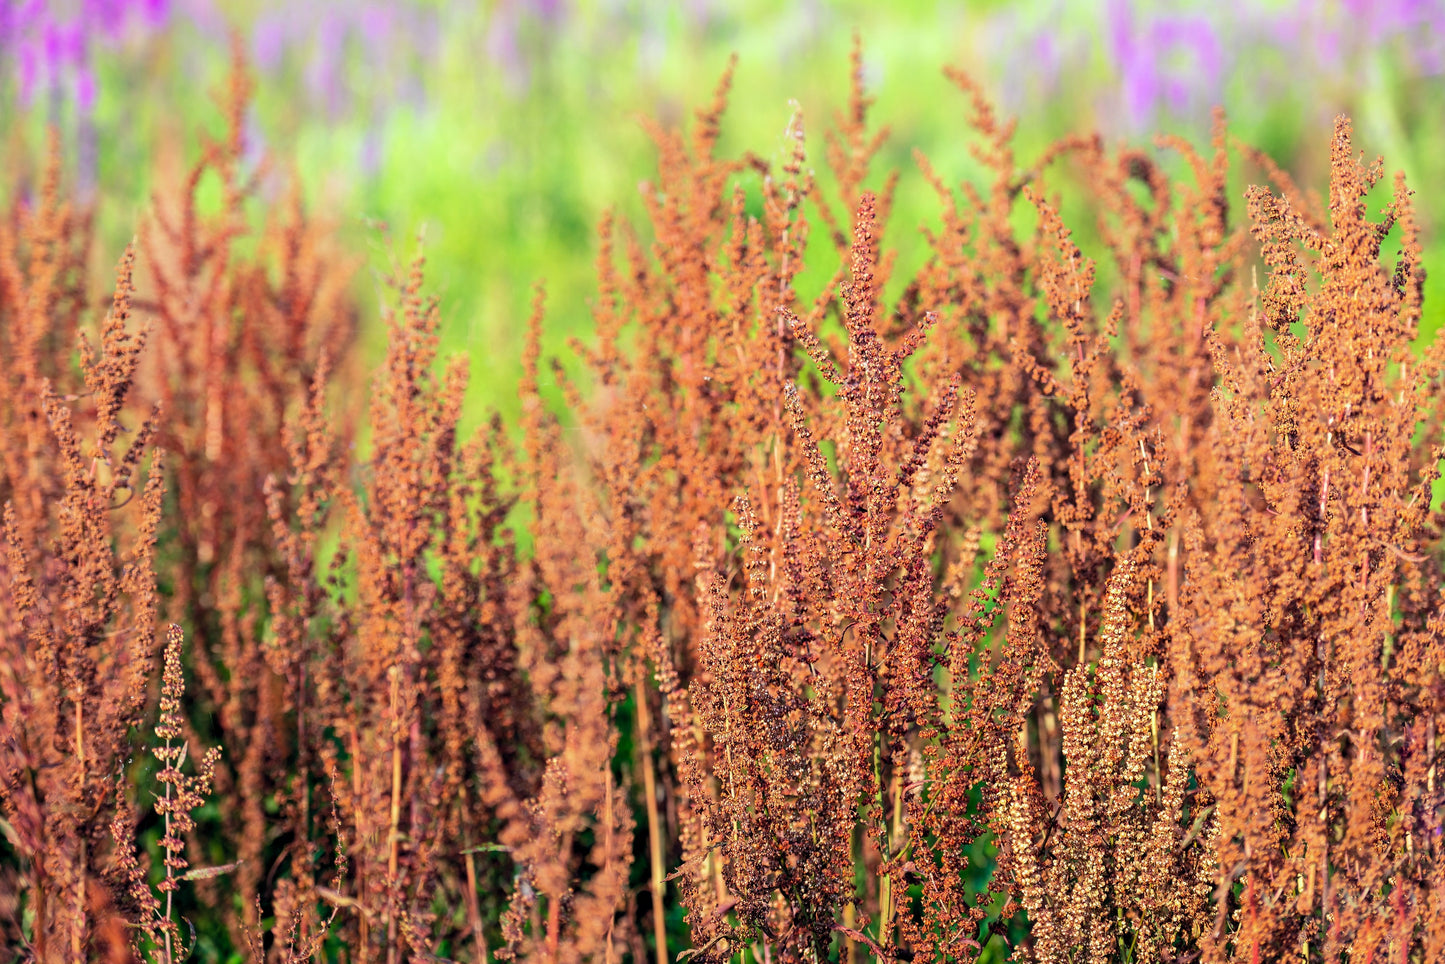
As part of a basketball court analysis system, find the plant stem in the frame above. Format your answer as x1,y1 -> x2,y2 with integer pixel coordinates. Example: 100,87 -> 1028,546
463,826 -> 489,964
163,728 -> 175,964
354,717 -> 370,964
74,701 -> 86,962
635,678 -> 669,964
387,666 -> 402,964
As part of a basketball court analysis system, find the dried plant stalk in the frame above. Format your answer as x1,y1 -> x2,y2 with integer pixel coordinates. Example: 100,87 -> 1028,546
2,42 -> 1442,964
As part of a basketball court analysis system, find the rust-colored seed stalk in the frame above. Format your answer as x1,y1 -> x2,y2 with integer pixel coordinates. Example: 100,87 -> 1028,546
1,41 -> 1442,964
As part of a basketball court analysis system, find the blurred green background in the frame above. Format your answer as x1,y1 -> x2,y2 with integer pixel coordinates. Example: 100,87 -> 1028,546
7,0 -> 1445,430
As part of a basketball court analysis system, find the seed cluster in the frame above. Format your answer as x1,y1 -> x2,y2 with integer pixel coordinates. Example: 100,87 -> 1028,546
1,43 -> 1442,964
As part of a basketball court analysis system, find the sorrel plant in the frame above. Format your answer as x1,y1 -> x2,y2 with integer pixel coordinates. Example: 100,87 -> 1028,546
1,44 -> 1443,964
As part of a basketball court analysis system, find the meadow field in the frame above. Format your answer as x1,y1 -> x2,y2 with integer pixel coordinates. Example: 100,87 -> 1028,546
2,2 -> 1444,962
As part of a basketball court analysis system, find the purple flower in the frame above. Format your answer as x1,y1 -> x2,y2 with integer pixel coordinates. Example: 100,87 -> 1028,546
240,2 -> 441,120
1106,0 -> 1223,130
2,0 -> 177,114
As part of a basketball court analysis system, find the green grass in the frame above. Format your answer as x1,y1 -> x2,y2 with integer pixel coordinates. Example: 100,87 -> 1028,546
8,0 -> 1444,431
